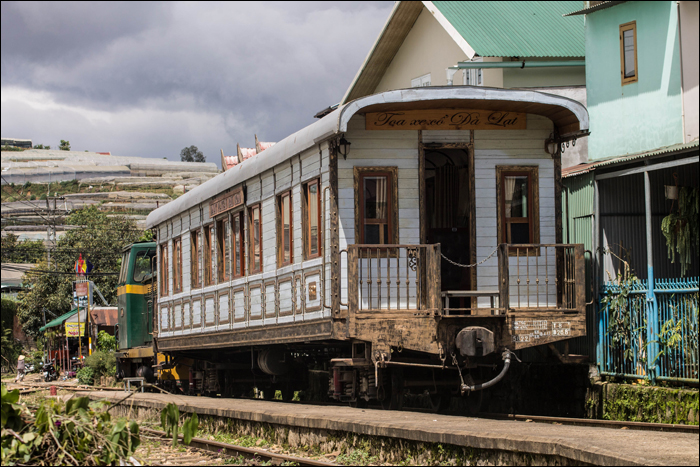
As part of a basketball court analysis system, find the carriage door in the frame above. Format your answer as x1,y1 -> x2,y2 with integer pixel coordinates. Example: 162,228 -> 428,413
424,148 -> 471,294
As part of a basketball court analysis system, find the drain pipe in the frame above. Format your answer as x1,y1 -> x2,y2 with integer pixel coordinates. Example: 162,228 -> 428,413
460,350 -> 513,394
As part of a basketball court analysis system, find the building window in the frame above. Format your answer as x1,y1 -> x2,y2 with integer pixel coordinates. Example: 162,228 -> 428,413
620,21 -> 638,85
355,167 -> 398,245
496,166 -> 540,246
204,224 -> 214,286
411,73 -> 431,87
232,210 -> 245,278
277,191 -> 293,266
191,230 -> 202,288
303,179 -> 322,259
249,204 -> 263,273
173,237 -> 182,293
216,217 -> 230,282
160,243 -> 169,297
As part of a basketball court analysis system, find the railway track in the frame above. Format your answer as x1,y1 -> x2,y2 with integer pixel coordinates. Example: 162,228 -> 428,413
480,412 -> 699,433
140,428 -> 335,466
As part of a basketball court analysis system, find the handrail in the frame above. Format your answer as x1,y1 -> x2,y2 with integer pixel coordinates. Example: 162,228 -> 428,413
339,249 -> 348,307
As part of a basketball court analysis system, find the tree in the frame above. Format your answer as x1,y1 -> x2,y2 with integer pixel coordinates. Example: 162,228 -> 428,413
180,145 -> 205,163
59,140 -> 71,151
1,234 -> 46,263
33,144 -> 50,149
18,206 -> 143,337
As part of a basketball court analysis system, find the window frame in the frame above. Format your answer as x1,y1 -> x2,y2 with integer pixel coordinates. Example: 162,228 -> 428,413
231,209 -> 246,278
203,224 -> 214,286
619,21 -> 638,86
277,191 -> 293,267
173,236 -> 183,293
303,178 -> 322,260
216,216 -> 230,282
496,166 -> 540,251
249,204 -> 263,274
354,167 -> 398,245
159,243 -> 169,297
190,229 -> 201,288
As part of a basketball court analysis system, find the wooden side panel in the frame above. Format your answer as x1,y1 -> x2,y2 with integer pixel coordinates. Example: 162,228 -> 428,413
232,287 -> 247,328
218,292 -> 230,328
204,295 -> 216,330
191,299 -> 202,331
261,197 -> 276,273
474,114 -> 555,307
182,300 -> 191,333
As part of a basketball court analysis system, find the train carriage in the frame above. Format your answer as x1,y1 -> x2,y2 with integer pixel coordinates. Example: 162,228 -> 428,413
146,86 -> 589,408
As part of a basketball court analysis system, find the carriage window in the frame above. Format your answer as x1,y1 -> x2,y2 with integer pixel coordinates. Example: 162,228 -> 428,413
249,204 -> 262,273
278,191 -> 293,266
232,210 -> 245,277
620,21 -> 637,85
159,243 -> 169,297
356,168 -> 397,244
204,224 -> 214,286
304,179 -> 321,259
497,166 -> 539,246
133,249 -> 155,283
173,237 -> 182,292
217,218 -> 230,282
191,230 -> 202,288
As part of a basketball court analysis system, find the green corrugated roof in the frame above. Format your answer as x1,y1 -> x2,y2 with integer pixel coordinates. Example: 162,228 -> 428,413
39,308 -> 78,333
432,1 -> 585,57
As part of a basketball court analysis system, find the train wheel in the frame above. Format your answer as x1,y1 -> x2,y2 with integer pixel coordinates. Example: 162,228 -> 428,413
379,370 -> 404,411
429,391 -> 451,413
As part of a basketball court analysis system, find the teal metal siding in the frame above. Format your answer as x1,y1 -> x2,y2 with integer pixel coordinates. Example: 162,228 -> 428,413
563,172 -> 596,359
432,1 -> 585,57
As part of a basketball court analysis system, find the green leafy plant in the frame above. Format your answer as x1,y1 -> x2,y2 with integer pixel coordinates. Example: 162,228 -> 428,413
77,366 -> 95,385
160,402 -> 199,447
1,388 -> 140,465
96,330 -> 116,352
661,186 -> 699,276
602,253 -> 646,363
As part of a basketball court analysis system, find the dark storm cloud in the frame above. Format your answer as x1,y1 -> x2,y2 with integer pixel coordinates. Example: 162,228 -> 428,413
1,1 -> 393,165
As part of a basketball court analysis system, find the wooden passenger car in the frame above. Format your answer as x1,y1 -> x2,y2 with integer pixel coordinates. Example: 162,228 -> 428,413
146,86 -> 589,406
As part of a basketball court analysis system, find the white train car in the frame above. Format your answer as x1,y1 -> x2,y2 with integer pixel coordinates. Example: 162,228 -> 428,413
146,86 -> 589,409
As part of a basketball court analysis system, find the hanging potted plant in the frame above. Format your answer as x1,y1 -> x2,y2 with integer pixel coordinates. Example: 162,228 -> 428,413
661,184 -> 699,276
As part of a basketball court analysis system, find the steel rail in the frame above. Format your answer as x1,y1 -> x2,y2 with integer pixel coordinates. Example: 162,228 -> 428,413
141,428 -> 335,466
479,413 -> 699,433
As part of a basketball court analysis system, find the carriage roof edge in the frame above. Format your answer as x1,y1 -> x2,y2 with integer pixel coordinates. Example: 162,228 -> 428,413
145,86 -> 589,230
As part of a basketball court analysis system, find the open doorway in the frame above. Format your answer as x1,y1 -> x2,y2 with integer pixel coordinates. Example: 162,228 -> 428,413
424,147 -> 471,293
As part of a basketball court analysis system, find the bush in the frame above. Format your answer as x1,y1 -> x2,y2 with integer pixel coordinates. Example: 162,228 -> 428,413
83,349 -> 116,383
76,367 -> 95,385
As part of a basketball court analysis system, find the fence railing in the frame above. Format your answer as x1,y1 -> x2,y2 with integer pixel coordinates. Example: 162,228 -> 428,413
347,245 -> 441,313
598,276 -> 699,384
501,244 -> 586,313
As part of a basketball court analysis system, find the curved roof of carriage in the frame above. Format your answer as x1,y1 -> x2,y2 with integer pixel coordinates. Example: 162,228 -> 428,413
147,86 -> 589,228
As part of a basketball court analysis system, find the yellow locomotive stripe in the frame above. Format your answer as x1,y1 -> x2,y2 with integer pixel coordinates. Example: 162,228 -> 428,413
117,284 -> 154,296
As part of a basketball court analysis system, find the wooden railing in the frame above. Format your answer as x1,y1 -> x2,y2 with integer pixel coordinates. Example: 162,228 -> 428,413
499,243 -> 585,313
346,243 -> 585,315
347,245 -> 441,313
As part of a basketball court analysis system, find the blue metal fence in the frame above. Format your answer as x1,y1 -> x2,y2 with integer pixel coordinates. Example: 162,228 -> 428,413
598,277 -> 698,384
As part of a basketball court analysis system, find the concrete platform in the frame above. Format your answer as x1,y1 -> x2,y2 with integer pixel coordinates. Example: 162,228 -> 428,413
84,391 -> 698,466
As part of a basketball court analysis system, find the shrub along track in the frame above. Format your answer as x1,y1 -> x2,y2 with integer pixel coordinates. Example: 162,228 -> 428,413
140,428 -> 334,466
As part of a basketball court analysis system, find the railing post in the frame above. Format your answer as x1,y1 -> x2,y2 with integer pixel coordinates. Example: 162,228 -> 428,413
498,244 -> 510,313
348,247 -> 358,314
426,244 -> 442,315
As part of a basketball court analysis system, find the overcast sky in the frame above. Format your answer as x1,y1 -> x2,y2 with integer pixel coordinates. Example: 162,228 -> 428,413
1,1 -> 393,167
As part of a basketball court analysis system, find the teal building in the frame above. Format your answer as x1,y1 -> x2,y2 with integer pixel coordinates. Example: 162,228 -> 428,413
563,1 -> 698,384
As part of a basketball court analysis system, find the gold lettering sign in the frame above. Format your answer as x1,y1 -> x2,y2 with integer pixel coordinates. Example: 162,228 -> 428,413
308,282 -> 317,301
209,186 -> 244,217
365,109 -> 526,131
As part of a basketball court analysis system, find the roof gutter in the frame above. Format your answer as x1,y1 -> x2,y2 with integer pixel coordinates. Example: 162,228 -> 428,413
447,60 -> 585,84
